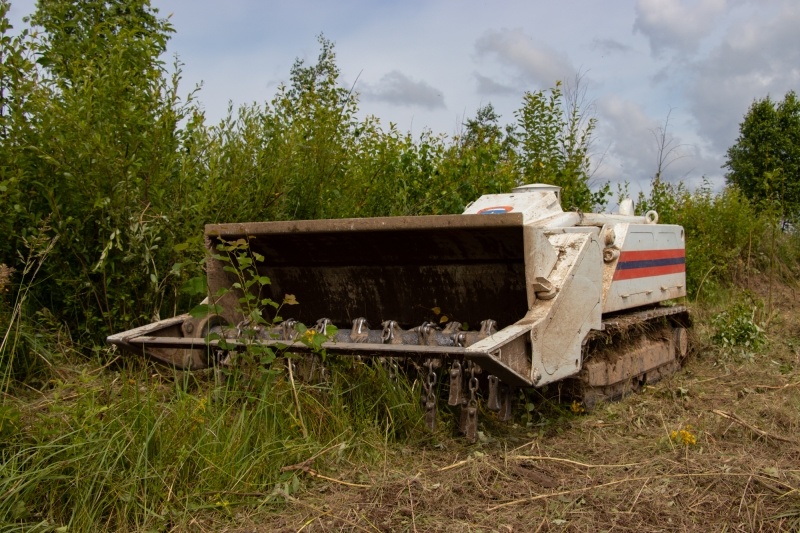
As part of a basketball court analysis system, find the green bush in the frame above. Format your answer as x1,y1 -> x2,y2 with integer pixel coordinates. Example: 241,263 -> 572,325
711,301 -> 767,360
637,178 -> 786,300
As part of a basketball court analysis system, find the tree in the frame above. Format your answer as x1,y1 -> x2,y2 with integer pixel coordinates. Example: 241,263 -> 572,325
7,0 -> 192,338
512,81 -> 608,211
269,35 -> 360,220
724,91 -> 800,225
636,108 -> 689,224
29,0 -> 168,89
0,0 -> 42,263
428,104 -> 517,214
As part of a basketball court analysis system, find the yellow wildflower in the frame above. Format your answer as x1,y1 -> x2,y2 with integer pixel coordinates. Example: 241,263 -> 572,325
570,400 -> 585,414
670,426 -> 697,446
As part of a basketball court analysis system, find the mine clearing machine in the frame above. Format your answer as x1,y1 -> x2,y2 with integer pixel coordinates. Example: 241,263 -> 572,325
109,184 -> 690,440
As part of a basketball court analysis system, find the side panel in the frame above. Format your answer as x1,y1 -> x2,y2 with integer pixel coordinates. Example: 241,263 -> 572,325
526,231 -> 603,385
603,224 -> 686,313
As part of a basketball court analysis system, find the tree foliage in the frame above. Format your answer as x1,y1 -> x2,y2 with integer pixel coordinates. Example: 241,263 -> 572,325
512,81 -> 608,211
724,91 -> 800,225
432,104 -> 518,213
2,0 -> 190,339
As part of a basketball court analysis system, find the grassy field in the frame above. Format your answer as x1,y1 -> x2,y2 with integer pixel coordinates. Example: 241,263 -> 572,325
2,277 -> 799,532
240,280 -> 800,533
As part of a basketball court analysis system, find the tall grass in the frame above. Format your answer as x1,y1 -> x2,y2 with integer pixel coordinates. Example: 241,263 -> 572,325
0,357 -> 422,531
0,229 -> 59,393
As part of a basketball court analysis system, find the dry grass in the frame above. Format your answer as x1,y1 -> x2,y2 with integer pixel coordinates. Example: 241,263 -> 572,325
237,354 -> 800,532
213,279 -> 800,533
14,279 -> 792,532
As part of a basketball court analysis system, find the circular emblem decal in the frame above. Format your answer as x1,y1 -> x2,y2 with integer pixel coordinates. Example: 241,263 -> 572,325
477,205 -> 514,215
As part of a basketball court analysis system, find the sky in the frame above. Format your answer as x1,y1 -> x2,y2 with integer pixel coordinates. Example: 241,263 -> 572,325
7,0 -> 800,196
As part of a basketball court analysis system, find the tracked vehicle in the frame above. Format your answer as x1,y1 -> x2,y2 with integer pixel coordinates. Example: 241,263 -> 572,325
108,184 -> 689,439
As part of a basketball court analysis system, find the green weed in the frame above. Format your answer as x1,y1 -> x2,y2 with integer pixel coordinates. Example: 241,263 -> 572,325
711,302 -> 767,361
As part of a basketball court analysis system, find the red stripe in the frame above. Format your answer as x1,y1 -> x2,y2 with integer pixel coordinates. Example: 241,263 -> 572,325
613,263 -> 685,281
618,248 -> 685,261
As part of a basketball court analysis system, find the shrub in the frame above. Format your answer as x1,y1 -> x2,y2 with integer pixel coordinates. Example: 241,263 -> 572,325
711,301 -> 767,360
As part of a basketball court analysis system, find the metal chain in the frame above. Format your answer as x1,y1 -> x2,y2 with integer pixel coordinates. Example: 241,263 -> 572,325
464,361 -> 479,442
468,363 -> 478,407
422,358 -> 438,431
381,320 -> 397,343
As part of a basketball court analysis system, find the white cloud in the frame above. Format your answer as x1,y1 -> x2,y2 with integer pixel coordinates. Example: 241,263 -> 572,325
474,28 -> 576,89
594,97 -> 716,190
359,71 -> 445,109
596,96 -> 662,186
685,1 -> 800,152
634,0 -> 732,56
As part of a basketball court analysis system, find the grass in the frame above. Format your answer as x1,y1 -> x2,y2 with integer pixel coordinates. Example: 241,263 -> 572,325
1,260 -> 798,531
0,355 -> 424,531
246,278 -> 800,532
0,231 -> 59,392
4,295 -> 797,532
0,231 -> 428,532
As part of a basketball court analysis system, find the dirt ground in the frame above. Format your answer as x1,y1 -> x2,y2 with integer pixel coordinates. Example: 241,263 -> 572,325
227,284 -> 800,532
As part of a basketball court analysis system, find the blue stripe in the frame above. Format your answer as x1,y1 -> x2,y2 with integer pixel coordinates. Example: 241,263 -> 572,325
617,257 -> 686,270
